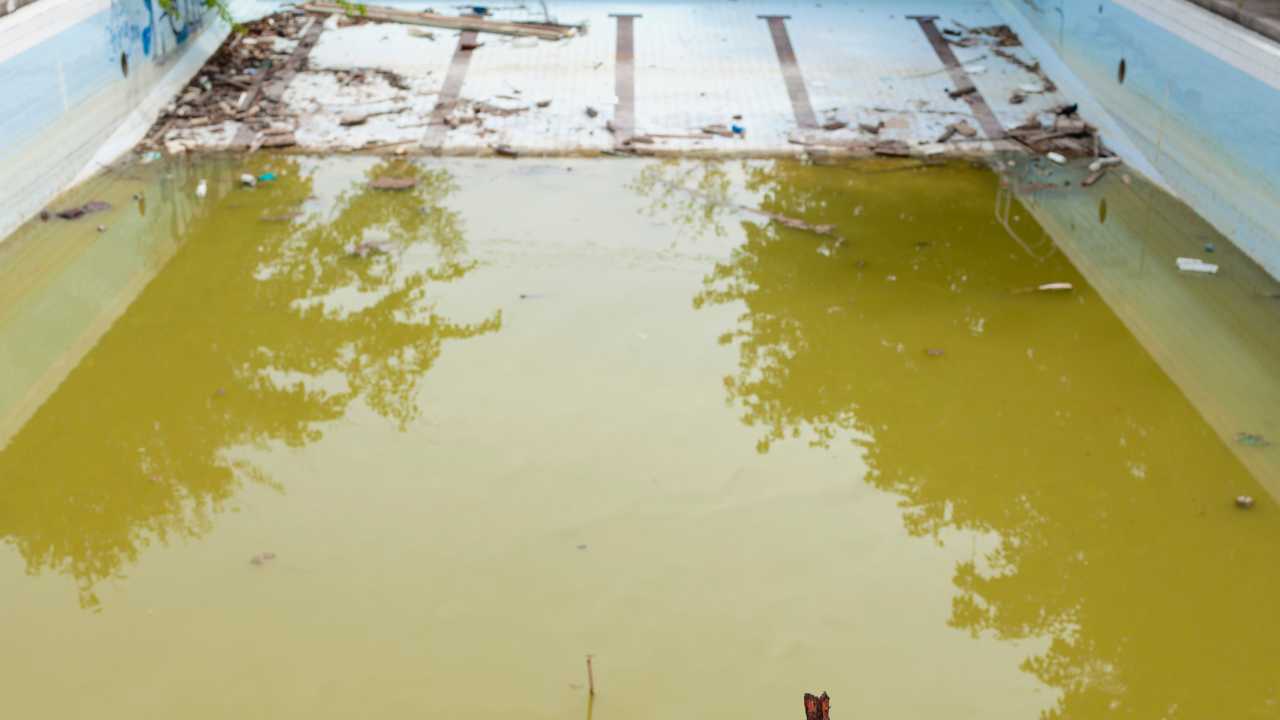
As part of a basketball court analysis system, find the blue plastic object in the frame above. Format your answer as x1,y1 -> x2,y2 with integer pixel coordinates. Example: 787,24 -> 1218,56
258,172 -> 277,182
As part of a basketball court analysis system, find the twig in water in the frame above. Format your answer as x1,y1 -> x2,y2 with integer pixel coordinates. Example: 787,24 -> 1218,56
586,654 -> 596,696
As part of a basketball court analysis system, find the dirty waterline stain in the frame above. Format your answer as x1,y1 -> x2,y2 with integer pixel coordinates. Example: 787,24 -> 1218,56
0,156 -> 1278,720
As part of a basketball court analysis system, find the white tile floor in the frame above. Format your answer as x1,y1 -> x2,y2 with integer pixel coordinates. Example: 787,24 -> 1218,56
178,0 -> 1075,156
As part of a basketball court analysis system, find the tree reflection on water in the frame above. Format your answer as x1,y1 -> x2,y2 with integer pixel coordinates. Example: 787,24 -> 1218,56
0,158 -> 500,609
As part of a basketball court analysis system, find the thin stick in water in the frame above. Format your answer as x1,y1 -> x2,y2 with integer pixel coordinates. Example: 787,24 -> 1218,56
586,654 -> 596,696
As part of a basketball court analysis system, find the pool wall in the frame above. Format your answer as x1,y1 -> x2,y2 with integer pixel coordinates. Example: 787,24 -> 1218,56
998,0 -> 1280,280
0,0 -> 226,240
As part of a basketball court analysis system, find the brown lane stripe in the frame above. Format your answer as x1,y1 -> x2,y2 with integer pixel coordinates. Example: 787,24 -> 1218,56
610,14 -> 640,143
906,14 -> 1005,140
232,17 -> 325,149
423,29 -> 480,150
759,15 -> 817,130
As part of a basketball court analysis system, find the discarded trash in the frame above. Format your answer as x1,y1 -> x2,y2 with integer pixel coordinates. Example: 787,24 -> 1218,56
1082,169 -> 1106,187
1088,156 -> 1122,173
1176,257 -> 1218,274
1203,242 -> 1215,253
1236,495 -> 1255,510
140,150 -> 162,164
370,176 -> 417,190
494,144 -> 519,158
96,225 -> 106,233
821,120 -> 848,131
258,172 -> 277,182
1013,282 -> 1074,295
250,552 -> 278,566
585,106 -> 599,118
196,180 -> 208,198
1237,432 -> 1270,447
1018,83 -> 1041,93
804,692 -> 832,720
948,85 -> 977,99
701,124 -> 735,138
536,99 -> 552,108
1046,152 -> 1067,165
55,200 -> 111,220
731,124 -> 745,135
240,173 -> 257,187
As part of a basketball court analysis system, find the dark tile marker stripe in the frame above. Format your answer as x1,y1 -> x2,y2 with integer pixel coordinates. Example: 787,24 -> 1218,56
906,14 -> 1004,140
610,14 -> 640,143
424,29 -> 480,150
760,15 -> 817,130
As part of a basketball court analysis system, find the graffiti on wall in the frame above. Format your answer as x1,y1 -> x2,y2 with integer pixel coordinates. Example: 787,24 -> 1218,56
109,0 -> 207,66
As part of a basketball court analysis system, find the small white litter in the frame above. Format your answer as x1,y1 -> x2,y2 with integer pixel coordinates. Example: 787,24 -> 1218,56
1176,257 -> 1218,274
1037,282 -> 1073,292
240,173 -> 257,187
1019,83 -> 1041,93
964,64 -> 987,75
1046,152 -> 1066,165
196,179 -> 207,198
1088,156 -> 1122,173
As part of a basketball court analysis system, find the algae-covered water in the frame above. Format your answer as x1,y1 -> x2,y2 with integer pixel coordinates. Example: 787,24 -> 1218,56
1,156 -> 1277,719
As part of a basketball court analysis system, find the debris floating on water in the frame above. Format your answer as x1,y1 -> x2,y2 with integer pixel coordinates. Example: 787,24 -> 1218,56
1237,432 -> 1270,447
370,176 -> 417,190
1236,496 -> 1255,510
1176,257 -> 1218,274
54,200 -> 111,220
804,692 -> 832,720
249,552 -> 277,565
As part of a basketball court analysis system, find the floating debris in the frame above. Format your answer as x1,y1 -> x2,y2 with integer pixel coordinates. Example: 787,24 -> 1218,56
1176,257 -> 1218,274
370,176 -> 417,190
249,552 -> 277,565
1236,495 -> 1255,510
804,692 -> 832,720
54,200 -> 111,220
1237,432 -> 1270,447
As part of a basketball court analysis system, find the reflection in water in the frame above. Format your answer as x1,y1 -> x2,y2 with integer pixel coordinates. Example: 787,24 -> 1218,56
641,159 -> 1280,718
0,158 -> 500,609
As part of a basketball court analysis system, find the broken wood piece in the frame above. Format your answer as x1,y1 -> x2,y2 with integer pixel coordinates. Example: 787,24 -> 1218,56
821,120 -> 848,131
858,121 -> 885,135
259,132 -> 296,148
947,85 -> 977,100
701,124 -> 734,138
872,140 -> 912,157
493,145 -> 519,157
299,2 -> 574,40
1082,168 -> 1107,187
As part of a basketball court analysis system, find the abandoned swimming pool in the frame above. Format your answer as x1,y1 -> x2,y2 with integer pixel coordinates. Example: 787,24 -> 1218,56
1,154 -> 1277,719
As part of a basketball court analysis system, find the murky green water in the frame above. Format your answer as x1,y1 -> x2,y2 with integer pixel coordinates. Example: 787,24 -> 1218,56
2,155 -> 1278,719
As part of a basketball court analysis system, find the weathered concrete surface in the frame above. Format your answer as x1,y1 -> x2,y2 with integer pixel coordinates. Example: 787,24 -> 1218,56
147,0 -> 1088,159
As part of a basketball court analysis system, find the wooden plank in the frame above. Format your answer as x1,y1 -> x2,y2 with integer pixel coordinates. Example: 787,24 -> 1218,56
299,2 -> 573,40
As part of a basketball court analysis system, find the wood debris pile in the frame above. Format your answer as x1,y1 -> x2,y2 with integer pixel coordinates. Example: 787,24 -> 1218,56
140,11 -> 319,154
